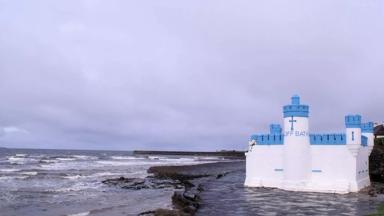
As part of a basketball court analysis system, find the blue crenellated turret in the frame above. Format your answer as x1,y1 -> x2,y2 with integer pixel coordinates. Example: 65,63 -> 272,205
361,122 -> 375,149
282,95 -> 311,184
345,114 -> 362,157
283,95 -> 309,118
345,115 -> 362,128
361,122 -> 374,133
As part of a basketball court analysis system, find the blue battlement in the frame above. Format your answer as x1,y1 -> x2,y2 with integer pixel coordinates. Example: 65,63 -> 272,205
250,134 -> 284,145
283,95 -> 309,118
310,134 -> 346,145
270,124 -> 282,135
361,122 -> 374,133
345,115 -> 361,128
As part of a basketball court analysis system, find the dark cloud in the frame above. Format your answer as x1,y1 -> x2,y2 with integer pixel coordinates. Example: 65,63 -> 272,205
0,0 -> 383,150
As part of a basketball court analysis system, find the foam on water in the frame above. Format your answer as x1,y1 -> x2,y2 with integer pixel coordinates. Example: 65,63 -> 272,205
67,211 -> 90,216
0,168 -> 21,172
20,171 -> 38,176
0,148 -> 226,215
110,156 -> 140,160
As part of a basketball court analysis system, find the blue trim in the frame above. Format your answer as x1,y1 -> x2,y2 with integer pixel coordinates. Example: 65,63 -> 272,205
283,95 -> 309,118
345,115 -> 361,128
250,134 -> 284,145
312,170 -> 322,173
361,135 -> 368,146
274,169 -> 284,172
362,122 -> 374,133
310,134 -> 346,145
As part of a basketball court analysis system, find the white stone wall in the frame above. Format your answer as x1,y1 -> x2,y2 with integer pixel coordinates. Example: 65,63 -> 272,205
245,143 -> 372,193
283,117 -> 311,185
310,145 -> 357,193
245,145 -> 284,188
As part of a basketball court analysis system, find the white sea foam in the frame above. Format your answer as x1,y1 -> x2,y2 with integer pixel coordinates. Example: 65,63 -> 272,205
73,155 -> 98,160
161,158 -> 196,162
0,176 -> 28,180
20,171 -> 38,176
110,156 -> 138,160
96,159 -> 167,166
67,211 -> 90,216
56,157 -> 77,161
88,172 -> 118,177
0,168 -> 21,172
63,175 -> 84,180
7,156 -> 27,164
148,156 -> 163,160
39,159 -> 57,163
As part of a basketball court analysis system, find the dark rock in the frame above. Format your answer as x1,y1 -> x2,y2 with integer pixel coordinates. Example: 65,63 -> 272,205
138,209 -> 182,216
216,172 -> 229,179
368,188 -> 377,197
370,138 -> 384,182
102,176 -> 182,190
196,184 -> 204,192
172,192 -> 198,215
138,210 -> 155,216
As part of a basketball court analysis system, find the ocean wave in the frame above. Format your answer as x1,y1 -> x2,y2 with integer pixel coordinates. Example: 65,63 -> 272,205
63,175 -> 84,180
110,156 -> 139,160
39,159 -> 57,164
0,168 -> 21,172
66,211 -> 90,216
96,160 -> 158,166
161,158 -> 196,162
7,156 -> 38,165
20,171 -> 38,176
0,176 -> 28,180
56,157 -> 77,161
72,155 -> 98,160
62,172 -> 119,180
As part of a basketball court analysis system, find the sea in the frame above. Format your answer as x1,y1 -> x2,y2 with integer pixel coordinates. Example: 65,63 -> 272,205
2,148 -> 384,216
0,148 -> 224,216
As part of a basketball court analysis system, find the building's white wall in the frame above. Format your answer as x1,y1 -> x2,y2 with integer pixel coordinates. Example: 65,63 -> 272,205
245,145 -> 283,188
283,117 -> 311,184
346,128 -> 361,144
362,132 -> 374,147
310,146 -> 356,192
355,146 -> 371,190
346,128 -> 362,157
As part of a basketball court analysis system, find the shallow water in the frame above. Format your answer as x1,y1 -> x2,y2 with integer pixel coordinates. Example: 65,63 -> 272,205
0,148 -> 224,216
197,163 -> 384,216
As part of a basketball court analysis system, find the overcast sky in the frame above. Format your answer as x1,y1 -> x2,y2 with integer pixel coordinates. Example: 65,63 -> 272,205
0,0 -> 383,151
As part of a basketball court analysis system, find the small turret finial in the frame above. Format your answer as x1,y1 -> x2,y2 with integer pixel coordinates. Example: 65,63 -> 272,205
291,95 -> 300,105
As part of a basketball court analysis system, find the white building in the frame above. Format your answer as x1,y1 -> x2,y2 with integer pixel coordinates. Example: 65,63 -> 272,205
245,95 -> 374,194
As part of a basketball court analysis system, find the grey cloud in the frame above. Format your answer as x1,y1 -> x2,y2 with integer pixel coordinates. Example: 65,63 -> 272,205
0,0 -> 383,150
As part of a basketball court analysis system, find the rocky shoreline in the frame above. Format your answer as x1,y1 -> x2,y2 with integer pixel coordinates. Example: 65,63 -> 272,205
102,161 -> 244,216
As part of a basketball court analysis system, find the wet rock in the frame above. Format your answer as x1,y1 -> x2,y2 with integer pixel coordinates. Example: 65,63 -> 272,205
196,184 -> 204,192
102,176 -> 182,190
370,138 -> 384,182
172,191 -> 199,215
138,209 -> 182,216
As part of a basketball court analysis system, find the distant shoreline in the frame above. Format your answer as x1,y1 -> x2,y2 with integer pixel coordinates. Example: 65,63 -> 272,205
133,150 -> 245,158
